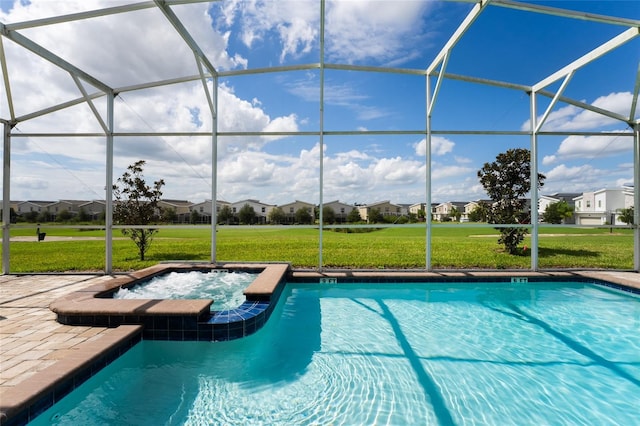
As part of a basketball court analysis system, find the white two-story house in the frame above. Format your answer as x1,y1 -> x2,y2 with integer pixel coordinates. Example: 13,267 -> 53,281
573,187 -> 633,225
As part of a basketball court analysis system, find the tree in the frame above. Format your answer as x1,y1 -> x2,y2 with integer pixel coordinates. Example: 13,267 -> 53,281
162,208 -> 177,224
190,209 -> 201,224
55,209 -> 73,222
238,204 -> 256,224
368,208 -> 384,223
37,211 -> 51,223
450,206 -> 462,222
321,206 -> 336,224
477,148 -> 545,254
77,207 -> 91,222
618,207 -> 634,225
468,202 -> 490,222
295,207 -> 313,224
268,207 -> 286,224
542,201 -> 573,224
218,205 -> 234,224
347,208 -> 362,223
24,211 -> 39,223
113,160 -> 165,261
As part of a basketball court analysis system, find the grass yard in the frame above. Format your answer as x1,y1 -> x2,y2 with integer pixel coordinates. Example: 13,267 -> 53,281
0,224 -> 634,272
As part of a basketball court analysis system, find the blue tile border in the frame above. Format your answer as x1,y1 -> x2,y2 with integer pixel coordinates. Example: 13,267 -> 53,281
56,277 -> 286,342
286,274 -> 640,295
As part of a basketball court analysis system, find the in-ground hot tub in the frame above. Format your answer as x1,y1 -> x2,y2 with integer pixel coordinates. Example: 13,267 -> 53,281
50,263 -> 289,341
111,269 -> 258,311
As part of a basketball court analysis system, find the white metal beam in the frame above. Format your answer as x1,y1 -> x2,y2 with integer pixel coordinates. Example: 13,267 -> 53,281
490,0 -> 640,28
0,37 -> 15,122
530,93 -> 539,271
211,77 -> 218,263
1,25 -> 112,93
535,71 -> 574,133
2,123 -> 10,274
630,63 -> 640,122
105,91 -> 114,274
537,89 -> 631,124
71,74 -> 108,133
426,0 -> 489,75
3,1 -> 215,31
428,51 -> 450,116
153,0 -> 218,77
533,27 -> 639,92
634,124 -> 640,272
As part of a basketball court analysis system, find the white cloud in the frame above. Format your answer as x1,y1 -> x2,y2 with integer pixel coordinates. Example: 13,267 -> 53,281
217,0 -> 435,65
325,0 -> 433,64
521,92 -> 632,132
550,132 -> 632,161
413,136 -> 455,157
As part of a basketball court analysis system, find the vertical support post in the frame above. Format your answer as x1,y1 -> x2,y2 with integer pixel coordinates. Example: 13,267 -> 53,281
318,0 -> 325,271
529,91 -> 539,271
634,124 -> 640,272
425,75 -> 432,271
2,123 -> 10,274
211,77 -> 218,263
105,91 -> 114,274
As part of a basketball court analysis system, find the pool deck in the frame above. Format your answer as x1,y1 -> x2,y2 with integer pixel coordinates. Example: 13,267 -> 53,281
1,269 -> 639,425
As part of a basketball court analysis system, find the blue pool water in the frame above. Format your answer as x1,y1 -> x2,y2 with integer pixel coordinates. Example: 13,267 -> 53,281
112,270 -> 257,311
34,281 -> 640,425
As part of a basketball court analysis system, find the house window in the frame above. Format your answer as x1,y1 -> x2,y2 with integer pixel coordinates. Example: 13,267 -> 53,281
586,201 -> 591,208
262,207 -> 266,213
199,207 -> 203,212
598,200 -> 601,208
232,207 -> 236,213
340,208 -> 344,213
577,201 -> 581,209
290,208 -> 294,213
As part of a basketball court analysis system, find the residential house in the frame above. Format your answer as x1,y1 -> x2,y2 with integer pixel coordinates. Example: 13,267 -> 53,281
189,200 -> 231,223
433,201 -> 467,222
78,200 -> 106,221
408,202 -> 427,220
278,200 -> 315,223
537,193 -> 581,224
231,199 -> 275,224
323,200 -> 356,223
158,199 -> 193,223
358,200 -> 403,222
16,201 -> 54,218
47,200 -> 85,220
573,188 -> 632,225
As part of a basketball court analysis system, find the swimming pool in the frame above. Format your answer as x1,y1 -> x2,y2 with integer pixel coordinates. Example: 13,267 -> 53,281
33,280 -> 640,425
112,270 -> 257,311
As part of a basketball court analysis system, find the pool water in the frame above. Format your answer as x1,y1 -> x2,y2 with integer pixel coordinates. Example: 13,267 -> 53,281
35,282 -> 640,425
112,270 -> 257,311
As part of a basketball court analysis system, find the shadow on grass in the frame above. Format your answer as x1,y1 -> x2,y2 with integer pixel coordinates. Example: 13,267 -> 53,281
538,247 -> 599,258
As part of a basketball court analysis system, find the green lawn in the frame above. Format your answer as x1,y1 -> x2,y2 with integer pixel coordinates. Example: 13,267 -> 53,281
1,224 -> 634,272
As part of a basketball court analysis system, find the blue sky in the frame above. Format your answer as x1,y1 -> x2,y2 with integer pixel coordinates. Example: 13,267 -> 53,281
0,0 -> 638,206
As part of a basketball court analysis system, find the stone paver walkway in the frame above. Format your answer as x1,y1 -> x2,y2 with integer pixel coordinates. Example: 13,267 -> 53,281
0,274 -> 139,424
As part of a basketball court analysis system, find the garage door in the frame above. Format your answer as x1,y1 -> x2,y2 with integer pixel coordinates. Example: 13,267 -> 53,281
579,217 -> 602,225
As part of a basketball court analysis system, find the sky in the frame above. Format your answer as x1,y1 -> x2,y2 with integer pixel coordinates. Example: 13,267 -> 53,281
0,0 -> 638,206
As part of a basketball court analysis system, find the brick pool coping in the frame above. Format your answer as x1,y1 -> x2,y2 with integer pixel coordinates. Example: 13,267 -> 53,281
50,262 -> 289,318
1,269 -> 638,425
